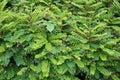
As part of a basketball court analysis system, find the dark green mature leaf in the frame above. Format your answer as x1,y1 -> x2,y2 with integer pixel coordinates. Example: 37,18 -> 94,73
13,54 -> 25,66
6,66 -> 15,79
66,61 -> 76,75
116,63 -> 120,72
1,51 -> 13,66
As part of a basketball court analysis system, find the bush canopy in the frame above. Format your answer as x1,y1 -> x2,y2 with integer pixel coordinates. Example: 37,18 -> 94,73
0,0 -> 120,80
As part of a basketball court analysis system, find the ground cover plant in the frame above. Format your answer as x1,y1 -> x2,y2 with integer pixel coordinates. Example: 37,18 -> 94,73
0,0 -> 120,80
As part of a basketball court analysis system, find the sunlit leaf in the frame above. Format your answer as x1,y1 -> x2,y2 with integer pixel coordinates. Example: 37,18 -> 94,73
74,60 -> 84,68
97,67 -> 110,76
0,46 -> 5,53
90,63 -> 96,75
46,22 -> 55,32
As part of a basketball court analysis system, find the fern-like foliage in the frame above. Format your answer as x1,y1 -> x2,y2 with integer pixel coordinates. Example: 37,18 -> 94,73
0,0 -> 120,80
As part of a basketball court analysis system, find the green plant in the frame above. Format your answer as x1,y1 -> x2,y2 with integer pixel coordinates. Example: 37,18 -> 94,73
0,0 -> 120,80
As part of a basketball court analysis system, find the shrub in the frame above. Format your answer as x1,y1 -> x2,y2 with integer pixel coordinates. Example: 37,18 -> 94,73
0,0 -> 120,80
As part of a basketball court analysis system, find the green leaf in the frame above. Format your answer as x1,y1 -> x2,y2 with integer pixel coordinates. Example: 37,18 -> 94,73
82,44 -> 90,50
0,22 -> 15,31
66,61 -> 76,75
5,42 -> 13,48
29,72 -> 37,80
70,25 -> 86,37
100,53 -> 107,61
74,60 -> 84,68
30,64 -> 41,73
100,46 -> 120,56
1,51 -> 13,66
105,38 -> 120,45
70,32 -> 88,43
57,64 -> 68,74
51,40 -> 62,46
97,67 -> 110,76
95,71 -> 100,79
17,67 -> 27,75
57,56 -> 65,65
87,52 -> 94,58
13,54 -> 25,66
111,17 -> 120,24
0,46 -> 5,53
49,57 -> 58,65
90,63 -> 96,75
95,10 -> 107,18
90,2 -> 103,9
35,50 -> 47,59
111,26 -> 120,31
91,33 -> 107,39
46,22 -> 55,32
92,22 -> 107,34
45,43 -> 53,52
116,63 -> 120,72
93,53 -> 99,60
50,33 -> 67,40
13,30 -> 25,40
6,66 -> 15,79
73,53 -> 81,60
62,55 -> 72,60
112,75 -> 120,80
71,2 -> 84,10
0,73 -> 6,80
0,0 -> 8,11
0,0 -> 120,79
113,0 -> 120,10
30,39 -> 47,50
41,60 -> 50,77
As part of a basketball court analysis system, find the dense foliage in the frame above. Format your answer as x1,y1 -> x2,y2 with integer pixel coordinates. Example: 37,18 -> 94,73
0,0 -> 120,80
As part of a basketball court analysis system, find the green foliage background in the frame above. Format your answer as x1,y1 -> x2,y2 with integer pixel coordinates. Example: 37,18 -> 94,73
0,0 -> 120,80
